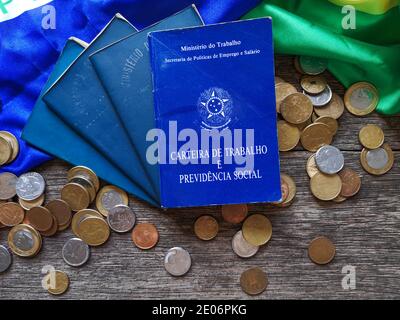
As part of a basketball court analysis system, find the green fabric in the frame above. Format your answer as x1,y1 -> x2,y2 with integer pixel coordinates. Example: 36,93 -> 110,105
243,0 -> 400,115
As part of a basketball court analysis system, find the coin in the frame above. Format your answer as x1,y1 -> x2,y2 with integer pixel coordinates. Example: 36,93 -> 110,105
0,202 -> 25,226
164,247 -> 191,277
304,84 -> 332,107
294,56 -> 305,74
0,172 -> 17,200
333,195 -> 347,203
131,223 -> 159,250
301,123 -> 333,152
45,199 -> 72,228
107,205 -> 136,233
232,230 -> 259,258
299,56 -> 327,75
0,131 -> 19,164
314,116 -> 338,136
242,214 -> 272,246
275,82 -> 298,113
315,145 -> 345,175
8,224 -> 42,257
314,93 -> 344,119
0,245 -> 12,273
275,173 -> 296,207
277,120 -> 300,152
338,168 -> 361,198
18,193 -> 45,210
16,172 -> 45,201
43,270 -> 69,295
194,215 -> 219,241
221,204 -> 248,224
345,82 -> 379,116
71,209 -> 103,237
275,76 -> 285,84
360,143 -> 394,175
61,182 -> 90,211
0,136 -> 12,165
300,76 -> 327,95
359,124 -> 385,149
78,216 -> 110,247
308,236 -> 336,265
281,93 -> 313,125
295,117 -> 312,131
69,176 -> 96,203
306,154 -> 320,178
25,206 -> 53,232
40,215 -> 58,237
310,172 -> 342,201
240,267 -> 268,295
96,185 -> 129,217
67,166 -> 100,192
62,238 -> 90,267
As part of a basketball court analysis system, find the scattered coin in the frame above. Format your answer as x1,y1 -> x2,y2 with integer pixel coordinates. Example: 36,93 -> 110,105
45,199 -> 72,229
0,135 -> 11,165
43,270 -> 69,295
8,224 -> 42,257
359,124 -> 385,149
306,154 -> 320,178
281,93 -> 313,124
0,131 -> 19,164
314,93 -> 345,119
294,56 -> 305,74
0,202 -> 25,226
67,166 -> 100,192
308,236 -> 336,265
344,82 -> 379,116
275,173 -> 296,207
164,247 -> 191,277
310,172 -> 342,201
0,172 -> 17,200
333,195 -> 347,203
277,120 -> 300,151
360,143 -> 394,175
299,56 -> 327,75
232,231 -> 259,259
96,185 -> 129,217
301,123 -> 333,152
275,82 -> 298,113
18,193 -> 45,210
131,223 -> 159,250
301,76 -> 327,95
315,145 -> 345,175
78,216 -> 110,247
62,238 -> 90,267
314,116 -> 338,136
304,84 -> 332,107
338,168 -> 362,198
107,205 -> 136,233
69,176 -> 96,203
242,214 -> 272,246
16,172 -> 45,201
240,267 -> 268,295
40,215 -> 58,237
273,177 -> 290,205
194,215 -> 219,241
71,209 -> 103,237
61,182 -> 90,211
0,245 -> 12,273
221,204 -> 248,224
25,206 -> 53,232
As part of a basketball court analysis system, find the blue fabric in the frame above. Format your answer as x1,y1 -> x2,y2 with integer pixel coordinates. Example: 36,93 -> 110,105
0,0 -> 260,175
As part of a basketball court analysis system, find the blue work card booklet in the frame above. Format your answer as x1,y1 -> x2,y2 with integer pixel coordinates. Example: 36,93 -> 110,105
149,18 -> 281,207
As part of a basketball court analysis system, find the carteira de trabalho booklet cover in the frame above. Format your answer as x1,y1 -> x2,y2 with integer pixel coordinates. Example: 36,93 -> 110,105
148,18 -> 281,208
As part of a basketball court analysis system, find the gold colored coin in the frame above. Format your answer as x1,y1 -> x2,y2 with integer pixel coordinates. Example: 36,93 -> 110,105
8,224 -> 42,257
275,76 -> 285,84
194,215 -> 219,241
0,202 -> 25,226
18,193 -> 45,210
333,195 -> 347,203
78,216 -> 110,246
308,236 -> 336,265
300,123 -> 333,152
240,267 -> 268,296
300,76 -> 327,95
310,172 -> 342,201
281,93 -> 313,125
314,116 -> 338,135
69,176 -> 96,203
344,82 -> 379,116
0,131 -> 19,164
295,118 -> 312,132
360,143 -> 394,176
277,120 -> 300,152
0,136 -> 12,165
242,214 -> 272,246
314,93 -> 344,120
306,154 -> 320,178
273,178 -> 290,205
71,209 -> 103,237
359,124 -> 384,149
40,215 -> 58,237
67,166 -> 100,192
61,182 -> 90,211
43,270 -> 69,295
275,173 -> 296,207
275,82 -> 298,113
96,185 -> 129,217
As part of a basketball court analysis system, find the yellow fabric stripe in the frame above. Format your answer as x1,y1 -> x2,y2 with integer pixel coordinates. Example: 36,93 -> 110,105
329,0 -> 399,15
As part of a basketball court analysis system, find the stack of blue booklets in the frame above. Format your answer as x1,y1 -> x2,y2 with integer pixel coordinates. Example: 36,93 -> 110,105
23,5 -> 281,208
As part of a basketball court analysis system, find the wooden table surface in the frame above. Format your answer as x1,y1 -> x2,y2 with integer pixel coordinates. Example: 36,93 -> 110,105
1,55 -> 399,300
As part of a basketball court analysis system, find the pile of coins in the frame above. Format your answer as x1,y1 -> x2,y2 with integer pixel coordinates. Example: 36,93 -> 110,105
0,131 -> 19,166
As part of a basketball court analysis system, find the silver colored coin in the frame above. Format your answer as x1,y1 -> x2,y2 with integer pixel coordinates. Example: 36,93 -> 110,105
366,148 -> 389,170
164,247 -> 191,277
102,190 -> 124,211
0,172 -> 17,200
350,87 -> 375,111
107,205 -> 136,233
304,85 -> 332,107
0,245 -> 12,273
315,145 -> 345,175
15,172 -> 45,201
232,231 -> 259,258
13,229 -> 34,251
62,238 -> 90,267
